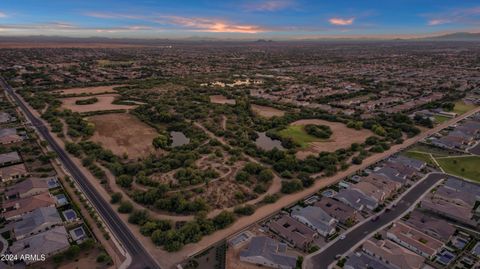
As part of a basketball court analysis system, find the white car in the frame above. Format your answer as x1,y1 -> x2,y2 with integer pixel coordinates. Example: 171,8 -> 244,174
339,235 -> 346,240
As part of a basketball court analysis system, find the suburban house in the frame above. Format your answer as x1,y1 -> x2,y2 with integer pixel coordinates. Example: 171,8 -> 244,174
456,120 -> 480,136
373,166 -> 408,184
0,128 -> 23,145
12,207 -> 63,240
268,215 -> 316,250
0,112 -> 14,124
0,151 -> 21,167
4,177 -> 50,200
314,197 -> 362,226
420,178 -> 479,225
2,192 -> 56,220
290,206 -> 337,237
394,156 -> 426,171
334,188 -> 378,211
362,239 -> 424,269
404,210 -> 455,242
360,174 -> 401,200
240,236 -> 297,269
386,221 -> 444,259
421,193 -> 474,225
382,161 -> 419,180
344,252 -> 394,269
0,163 -> 28,182
443,177 -> 480,200
9,226 -> 70,265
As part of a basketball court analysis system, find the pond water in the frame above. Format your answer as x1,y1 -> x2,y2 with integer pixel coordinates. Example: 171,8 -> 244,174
255,132 -> 285,151
170,131 -> 190,147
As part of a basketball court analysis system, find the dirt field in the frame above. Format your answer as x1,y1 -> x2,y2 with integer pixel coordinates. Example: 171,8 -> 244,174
87,113 -> 158,159
60,94 -> 136,113
53,85 -> 125,96
210,95 -> 236,105
290,119 -> 373,159
251,104 -> 285,118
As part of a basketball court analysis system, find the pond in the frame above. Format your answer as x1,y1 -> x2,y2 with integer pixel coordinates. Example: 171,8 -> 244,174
170,131 -> 190,147
255,132 -> 285,151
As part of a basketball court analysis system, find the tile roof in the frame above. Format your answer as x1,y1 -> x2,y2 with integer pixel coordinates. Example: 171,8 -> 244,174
363,239 -> 424,269
240,236 -> 297,269
13,207 -> 62,239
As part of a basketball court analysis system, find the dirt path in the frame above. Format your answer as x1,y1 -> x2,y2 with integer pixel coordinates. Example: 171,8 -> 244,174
100,165 -> 195,222
193,121 -> 283,203
21,87 -> 480,269
175,106 -> 480,262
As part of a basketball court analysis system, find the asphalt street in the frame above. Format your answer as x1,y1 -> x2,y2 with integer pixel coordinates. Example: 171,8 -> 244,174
305,172 -> 447,269
0,78 -> 160,269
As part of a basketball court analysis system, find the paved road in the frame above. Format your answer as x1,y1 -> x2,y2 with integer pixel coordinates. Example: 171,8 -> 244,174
305,173 -> 446,269
0,78 -> 160,269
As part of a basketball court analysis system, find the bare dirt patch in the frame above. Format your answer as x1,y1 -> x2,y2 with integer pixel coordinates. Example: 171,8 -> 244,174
251,104 -> 285,118
60,94 -> 136,113
87,113 -> 159,159
210,95 -> 236,105
291,119 -> 374,159
53,85 -> 125,96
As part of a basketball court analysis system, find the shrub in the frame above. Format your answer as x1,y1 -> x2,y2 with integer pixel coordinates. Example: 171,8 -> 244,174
110,192 -> 122,204
118,201 -> 133,214
234,205 -> 255,216
281,179 -> 303,194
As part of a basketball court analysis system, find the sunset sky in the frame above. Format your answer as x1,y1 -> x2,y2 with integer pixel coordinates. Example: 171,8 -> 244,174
0,0 -> 479,39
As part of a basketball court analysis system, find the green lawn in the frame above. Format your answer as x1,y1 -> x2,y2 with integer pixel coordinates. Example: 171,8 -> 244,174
453,101 -> 477,115
433,115 -> 450,124
436,156 -> 480,182
278,125 -> 325,148
408,144 -> 453,157
402,151 -> 436,167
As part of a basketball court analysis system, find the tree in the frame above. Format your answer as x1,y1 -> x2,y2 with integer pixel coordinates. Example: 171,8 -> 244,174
152,134 -> 172,149
234,205 -> 255,215
116,174 -> 133,188
258,169 -> 274,182
372,124 -> 386,136
244,162 -> 263,174
235,171 -> 250,182
128,210 -> 150,225
151,229 -> 167,246
213,211 -> 235,229
442,102 -> 455,111
304,124 -> 332,139
110,192 -> 122,204
281,179 -> 303,194
118,201 -> 133,214
64,245 -> 81,260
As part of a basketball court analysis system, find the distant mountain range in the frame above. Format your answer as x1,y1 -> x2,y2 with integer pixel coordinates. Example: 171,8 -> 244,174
420,32 -> 480,41
0,32 -> 479,44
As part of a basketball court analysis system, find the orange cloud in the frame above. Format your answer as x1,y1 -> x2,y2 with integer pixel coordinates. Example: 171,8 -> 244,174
158,16 -> 266,33
329,17 -> 354,26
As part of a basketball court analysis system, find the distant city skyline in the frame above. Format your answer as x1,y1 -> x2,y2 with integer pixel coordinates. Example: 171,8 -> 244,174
0,0 -> 479,39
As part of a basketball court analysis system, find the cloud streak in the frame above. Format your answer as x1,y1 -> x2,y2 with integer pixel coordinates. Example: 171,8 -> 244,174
329,17 -> 354,26
85,12 -> 268,33
243,0 -> 295,12
0,11 -> 7,18
426,6 -> 480,26
154,16 -> 266,33
0,22 -> 158,33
